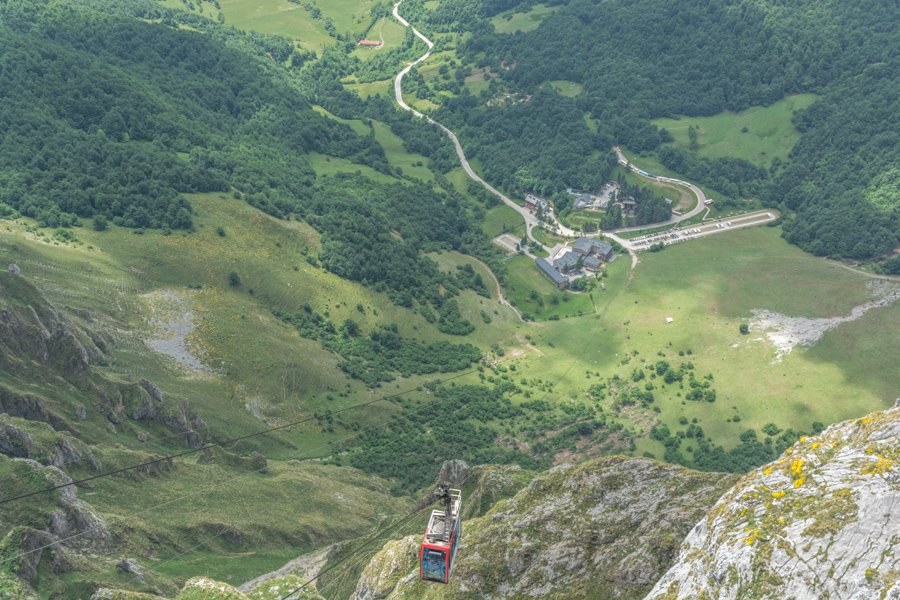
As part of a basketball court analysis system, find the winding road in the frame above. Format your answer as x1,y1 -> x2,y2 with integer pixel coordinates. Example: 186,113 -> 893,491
390,1 -> 771,275
392,1 -> 549,248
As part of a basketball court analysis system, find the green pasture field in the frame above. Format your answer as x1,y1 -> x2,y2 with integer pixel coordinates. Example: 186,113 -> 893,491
372,121 -> 435,181
311,105 -> 371,136
502,226 -> 897,461
481,204 -> 526,238
547,80 -> 583,97
352,16 -> 407,60
653,94 -> 818,167
218,0 -> 334,52
304,0 -> 378,37
491,3 -> 560,34
345,78 -> 392,98
308,152 -> 395,183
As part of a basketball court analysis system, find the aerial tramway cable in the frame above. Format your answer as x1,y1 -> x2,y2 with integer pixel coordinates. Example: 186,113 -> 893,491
0,362 -> 512,570
280,358 -> 581,598
0,358 -> 507,506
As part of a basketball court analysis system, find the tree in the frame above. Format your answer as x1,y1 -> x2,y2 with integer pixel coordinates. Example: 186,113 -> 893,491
739,323 -> 749,334
92,215 -> 108,231
688,125 -> 699,151
228,271 -> 241,287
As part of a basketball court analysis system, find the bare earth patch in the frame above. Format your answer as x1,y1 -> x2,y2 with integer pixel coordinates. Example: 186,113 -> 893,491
750,281 -> 900,362
142,289 -> 213,374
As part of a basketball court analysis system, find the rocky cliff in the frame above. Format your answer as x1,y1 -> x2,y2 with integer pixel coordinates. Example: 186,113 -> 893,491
0,270 -> 205,453
353,458 -> 736,599
354,404 -> 899,600
646,402 -> 900,600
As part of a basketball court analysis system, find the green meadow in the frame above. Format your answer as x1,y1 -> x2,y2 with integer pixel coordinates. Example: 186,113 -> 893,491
547,80 -> 583,97
502,226 -> 896,461
491,4 -> 560,34
653,94 -> 818,167
481,204 -> 526,238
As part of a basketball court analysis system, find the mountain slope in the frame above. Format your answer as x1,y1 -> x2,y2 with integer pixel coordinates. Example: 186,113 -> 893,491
353,403 -> 900,599
353,458 -> 736,599
647,401 -> 900,600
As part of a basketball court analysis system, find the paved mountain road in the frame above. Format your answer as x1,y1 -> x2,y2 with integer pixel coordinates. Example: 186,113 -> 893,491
392,1 -> 551,249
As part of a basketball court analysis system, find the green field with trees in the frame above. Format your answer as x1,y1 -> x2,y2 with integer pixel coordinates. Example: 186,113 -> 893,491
652,94 -> 818,168
1,0 -> 899,596
398,0 -> 899,264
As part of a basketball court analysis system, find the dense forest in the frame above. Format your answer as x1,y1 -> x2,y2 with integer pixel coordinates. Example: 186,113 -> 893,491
405,0 -> 899,261
0,0 -> 510,323
0,1 -> 386,228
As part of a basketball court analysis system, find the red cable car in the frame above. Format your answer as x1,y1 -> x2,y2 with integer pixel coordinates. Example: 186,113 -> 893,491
419,485 -> 462,584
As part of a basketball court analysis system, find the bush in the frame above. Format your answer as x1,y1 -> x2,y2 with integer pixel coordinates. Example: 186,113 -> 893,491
762,423 -> 782,436
739,323 -> 749,334
228,271 -> 241,287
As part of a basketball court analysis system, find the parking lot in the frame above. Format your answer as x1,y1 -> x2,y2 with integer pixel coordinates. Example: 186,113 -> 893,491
630,211 -> 777,251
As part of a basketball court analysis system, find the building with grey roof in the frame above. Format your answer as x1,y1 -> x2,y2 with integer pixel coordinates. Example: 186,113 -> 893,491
583,255 -> 603,271
554,250 -> 581,273
536,258 -> 568,288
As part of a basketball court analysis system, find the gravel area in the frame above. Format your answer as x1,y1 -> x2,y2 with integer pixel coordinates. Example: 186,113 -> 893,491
142,289 -> 212,373
750,281 -> 900,362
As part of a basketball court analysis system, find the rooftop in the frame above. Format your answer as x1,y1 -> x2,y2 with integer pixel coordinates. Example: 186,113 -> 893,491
536,258 -> 568,285
554,250 -> 581,271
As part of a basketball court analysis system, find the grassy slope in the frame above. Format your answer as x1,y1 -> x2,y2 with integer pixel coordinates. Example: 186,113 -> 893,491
652,94 -> 818,167
491,4 -> 561,34
547,80 -> 583,97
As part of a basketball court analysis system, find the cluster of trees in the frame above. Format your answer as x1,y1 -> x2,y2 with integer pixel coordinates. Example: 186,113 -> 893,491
339,383 -> 537,490
301,174 -> 493,316
275,307 -> 481,386
652,421 -> 822,473
438,90 -> 618,197
434,0 -> 899,260
657,148 -> 767,201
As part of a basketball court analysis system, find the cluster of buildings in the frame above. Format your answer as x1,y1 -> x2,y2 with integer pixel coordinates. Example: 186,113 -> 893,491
535,237 -> 614,289
568,182 -> 617,211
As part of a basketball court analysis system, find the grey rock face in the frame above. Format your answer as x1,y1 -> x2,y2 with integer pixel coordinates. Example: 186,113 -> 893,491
437,459 -> 469,486
645,404 -> 900,600
356,457 -> 735,599
0,418 -> 35,458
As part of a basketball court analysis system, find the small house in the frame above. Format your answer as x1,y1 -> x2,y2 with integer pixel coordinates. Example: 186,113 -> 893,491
525,194 -> 549,213
592,241 -> 614,261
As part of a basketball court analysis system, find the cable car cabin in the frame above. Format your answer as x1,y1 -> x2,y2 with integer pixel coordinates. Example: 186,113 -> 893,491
419,488 -> 461,584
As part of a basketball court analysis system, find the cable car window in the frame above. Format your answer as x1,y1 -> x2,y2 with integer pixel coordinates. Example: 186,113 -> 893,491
422,548 -> 447,582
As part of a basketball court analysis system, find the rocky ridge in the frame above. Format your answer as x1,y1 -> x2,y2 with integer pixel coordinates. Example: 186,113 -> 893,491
353,404 -> 899,599
646,401 -> 900,600
353,457 -> 736,599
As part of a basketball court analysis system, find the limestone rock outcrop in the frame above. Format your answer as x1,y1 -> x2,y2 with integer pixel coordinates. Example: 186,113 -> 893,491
645,403 -> 900,600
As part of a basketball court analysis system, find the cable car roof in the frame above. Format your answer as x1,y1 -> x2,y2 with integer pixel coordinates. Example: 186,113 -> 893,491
424,488 -> 461,545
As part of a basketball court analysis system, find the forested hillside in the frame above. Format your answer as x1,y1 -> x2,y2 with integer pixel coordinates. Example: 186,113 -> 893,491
0,1 -> 385,228
407,0 -> 899,260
